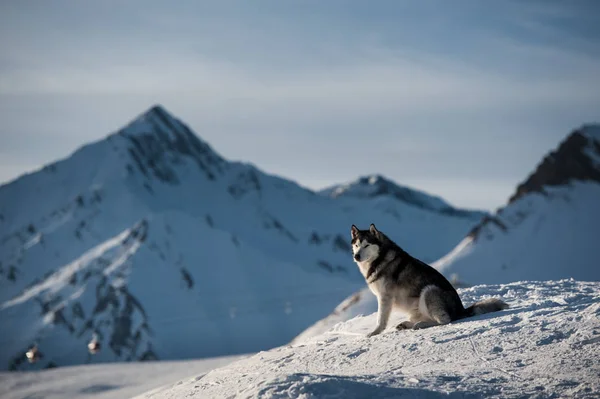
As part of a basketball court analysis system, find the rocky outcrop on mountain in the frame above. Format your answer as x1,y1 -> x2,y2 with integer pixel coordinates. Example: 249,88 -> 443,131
509,126 -> 600,203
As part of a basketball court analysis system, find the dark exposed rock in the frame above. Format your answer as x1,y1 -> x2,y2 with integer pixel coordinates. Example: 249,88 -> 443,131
51,307 -> 75,333
332,234 -> 351,252
139,343 -> 159,361
228,169 -> 262,199
143,182 -> 154,194
91,189 -> 103,204
121,105 -> 226,184
467,215 -> 508,240
180,267 -> 194,289
75,195 -> 84,207
317,260 -> 334,273
309,232 -> 322,245
72,302 -> 85,320
129,149 -> 149,178
262,214 -> 298,243
126,164 -> 135,175
7,265 -> 17,282
509,129 -> 600,203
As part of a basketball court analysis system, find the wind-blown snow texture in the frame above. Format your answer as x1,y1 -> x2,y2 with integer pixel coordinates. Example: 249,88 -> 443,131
435,125 -> 600,286
0,105 -> 484,371
136,280 -> 600,399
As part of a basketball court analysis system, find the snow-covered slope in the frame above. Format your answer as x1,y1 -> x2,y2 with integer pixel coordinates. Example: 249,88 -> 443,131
0,105 -> 483,371
0,354 -> 245,399
435,125 -> 600,286
135,279 -> 600,398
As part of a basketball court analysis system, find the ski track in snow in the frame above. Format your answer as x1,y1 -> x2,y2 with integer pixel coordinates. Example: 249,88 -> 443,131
130,279 -> 600,398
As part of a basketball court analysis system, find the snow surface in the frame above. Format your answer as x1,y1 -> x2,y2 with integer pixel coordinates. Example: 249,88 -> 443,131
0,354 -> 245,399
134,280 -> 600,398
0,105 -> 484,370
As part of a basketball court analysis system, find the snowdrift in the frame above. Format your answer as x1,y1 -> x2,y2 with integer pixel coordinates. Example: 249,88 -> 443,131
135,279 -> 600,398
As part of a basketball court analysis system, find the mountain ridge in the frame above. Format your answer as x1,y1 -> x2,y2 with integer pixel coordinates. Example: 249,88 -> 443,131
320,174 -> 487,219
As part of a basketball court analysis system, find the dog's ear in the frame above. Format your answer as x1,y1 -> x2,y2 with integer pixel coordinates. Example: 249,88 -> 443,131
351,224 -> 359,239
369,223 -> 382,239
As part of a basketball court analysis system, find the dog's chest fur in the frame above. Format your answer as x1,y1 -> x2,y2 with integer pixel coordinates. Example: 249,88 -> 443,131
355,259 -> 419,313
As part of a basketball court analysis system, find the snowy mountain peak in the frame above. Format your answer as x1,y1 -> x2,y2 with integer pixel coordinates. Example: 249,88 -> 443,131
320,174 -> 485,219
116,104 -> 226,182
509,124 -> 600,203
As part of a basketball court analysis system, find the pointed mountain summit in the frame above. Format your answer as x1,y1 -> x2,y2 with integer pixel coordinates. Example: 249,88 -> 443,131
117,104 -> 226,183
509,125 -> 600,203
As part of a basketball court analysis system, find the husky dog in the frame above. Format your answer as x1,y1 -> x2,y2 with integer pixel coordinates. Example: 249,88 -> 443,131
351,224 -> 508,337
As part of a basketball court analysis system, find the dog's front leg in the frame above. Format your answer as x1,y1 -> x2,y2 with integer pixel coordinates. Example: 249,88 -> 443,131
367,294 -> 392,337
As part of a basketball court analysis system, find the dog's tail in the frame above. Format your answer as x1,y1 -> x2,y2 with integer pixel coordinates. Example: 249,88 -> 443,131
463,298 -> 509,318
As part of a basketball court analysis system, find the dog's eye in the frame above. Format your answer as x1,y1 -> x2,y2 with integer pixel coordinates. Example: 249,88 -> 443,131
364,244 -> 370,247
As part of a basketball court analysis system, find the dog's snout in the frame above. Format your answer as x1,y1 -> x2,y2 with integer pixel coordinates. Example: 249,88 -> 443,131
354,253 -> 361,261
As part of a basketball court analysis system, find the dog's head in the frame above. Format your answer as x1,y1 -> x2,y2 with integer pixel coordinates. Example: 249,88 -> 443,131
350,224 -> 383,263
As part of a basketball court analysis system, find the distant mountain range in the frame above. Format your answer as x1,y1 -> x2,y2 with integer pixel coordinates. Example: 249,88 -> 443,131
0,105 -> 484,371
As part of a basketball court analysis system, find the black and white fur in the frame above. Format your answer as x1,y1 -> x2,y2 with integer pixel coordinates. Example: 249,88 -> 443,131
351,224 -> 508,337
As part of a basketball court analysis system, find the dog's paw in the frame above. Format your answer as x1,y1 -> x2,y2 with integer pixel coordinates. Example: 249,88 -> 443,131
412,321 -> 436,330
366,328 -> 383,338
396,321 -> 414,331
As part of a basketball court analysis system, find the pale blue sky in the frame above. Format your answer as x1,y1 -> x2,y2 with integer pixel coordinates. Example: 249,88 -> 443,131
1,0 -> 599,210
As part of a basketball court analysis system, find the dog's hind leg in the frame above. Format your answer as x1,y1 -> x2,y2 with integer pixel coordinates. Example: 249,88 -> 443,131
413,320 -> 443,329
414,285 -> 452,330
396,310 -> 423,330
